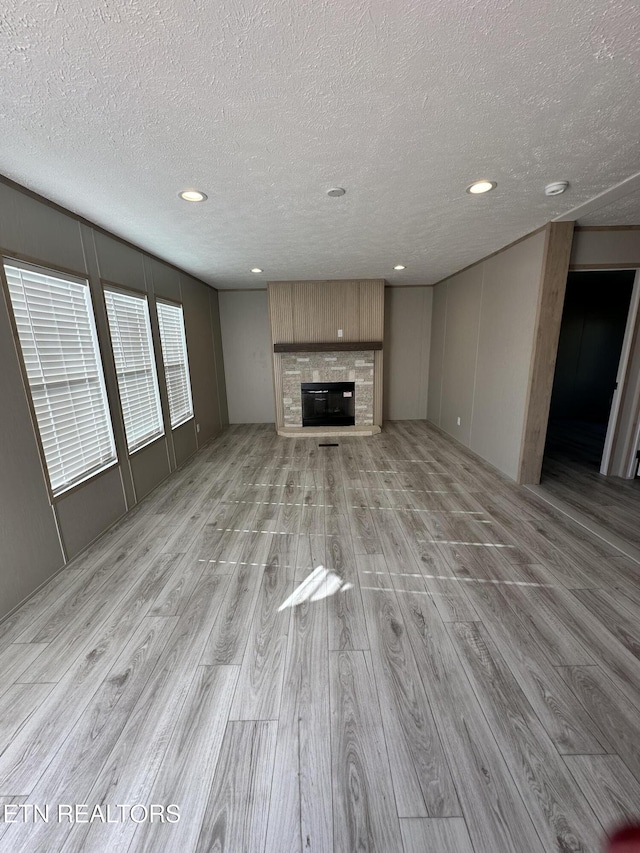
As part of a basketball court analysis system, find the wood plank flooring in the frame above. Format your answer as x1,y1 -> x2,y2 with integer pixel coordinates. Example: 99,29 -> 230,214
539,419 -> 640,553
1,420 -> 640,851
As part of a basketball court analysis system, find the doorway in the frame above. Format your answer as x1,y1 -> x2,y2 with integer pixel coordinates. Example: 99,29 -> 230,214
543,269 -> 635,474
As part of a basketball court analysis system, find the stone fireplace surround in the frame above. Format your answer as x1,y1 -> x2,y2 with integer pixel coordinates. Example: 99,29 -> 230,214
268,279 -> 385,435
280,350 -> 374,427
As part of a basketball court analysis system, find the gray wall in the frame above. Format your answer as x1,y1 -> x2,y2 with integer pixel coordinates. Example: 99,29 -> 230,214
219,286 -> 434,424
0,180 -> 226,621
383,286 -> 432,420
219,290 -> 276,424
428,231 -> 547,481
570,228 -> 640,267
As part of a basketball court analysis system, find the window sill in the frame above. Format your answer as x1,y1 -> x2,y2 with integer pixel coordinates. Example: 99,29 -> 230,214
51,459 -> 119,504
128,432 -> 166,457
171,415 -> 194,431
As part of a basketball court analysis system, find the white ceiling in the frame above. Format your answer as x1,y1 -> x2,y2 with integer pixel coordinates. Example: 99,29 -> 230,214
2,0 -> 640,289
577,187 -> 640,226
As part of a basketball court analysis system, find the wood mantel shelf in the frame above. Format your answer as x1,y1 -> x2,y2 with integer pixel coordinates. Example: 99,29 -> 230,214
273,341 -> 383,353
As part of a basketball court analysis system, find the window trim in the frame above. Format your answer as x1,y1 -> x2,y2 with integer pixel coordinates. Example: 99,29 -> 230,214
102,281 -> 165,456
1,256 -> 119,503
156,296 -> 195,431
44,455 -> 119,503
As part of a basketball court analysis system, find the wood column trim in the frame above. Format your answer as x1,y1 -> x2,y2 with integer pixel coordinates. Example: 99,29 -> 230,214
518,221 -> 575,484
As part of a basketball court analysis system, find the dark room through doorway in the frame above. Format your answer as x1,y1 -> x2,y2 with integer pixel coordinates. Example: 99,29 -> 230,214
543,269 -> 635,475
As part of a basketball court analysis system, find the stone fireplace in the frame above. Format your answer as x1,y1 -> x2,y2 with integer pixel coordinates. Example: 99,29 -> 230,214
281,351 -> 374,427
267,279 -> 385,435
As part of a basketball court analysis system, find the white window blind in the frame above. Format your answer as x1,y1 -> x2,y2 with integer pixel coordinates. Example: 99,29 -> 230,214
104,287 -> 164,453
156,301 -> 194,428
3,261 -> 117,496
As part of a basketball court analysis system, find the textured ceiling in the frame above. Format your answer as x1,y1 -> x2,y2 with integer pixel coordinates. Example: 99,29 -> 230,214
2,0 -> 640,289
578,187 -> 640,226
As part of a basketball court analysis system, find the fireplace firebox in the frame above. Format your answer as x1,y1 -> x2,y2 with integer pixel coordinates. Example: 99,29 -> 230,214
301,382 -> 355,427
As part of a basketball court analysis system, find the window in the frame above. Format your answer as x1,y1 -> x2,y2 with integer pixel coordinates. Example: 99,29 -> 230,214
156,300 -> 194,428
3,260 -> 116,496
103,287 -> 164,453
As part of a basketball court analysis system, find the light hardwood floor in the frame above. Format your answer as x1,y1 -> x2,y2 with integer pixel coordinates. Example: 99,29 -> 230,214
1,421 -> 639,852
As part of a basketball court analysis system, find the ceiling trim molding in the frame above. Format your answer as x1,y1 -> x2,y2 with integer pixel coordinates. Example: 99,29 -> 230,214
574,225 -> 640,231
569,262 -> 640,270
554,171 -> 640,224
0,174 -> 219,293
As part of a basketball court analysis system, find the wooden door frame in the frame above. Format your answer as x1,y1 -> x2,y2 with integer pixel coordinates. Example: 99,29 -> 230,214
600,270 -> 640,474
517,221 -> 575,484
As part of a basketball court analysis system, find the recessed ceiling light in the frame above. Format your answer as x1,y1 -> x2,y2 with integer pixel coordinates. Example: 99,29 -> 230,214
250,267 -> 263,273
179,189 -> 208,202
327,187 -> 346,197
393,265 -> 406,271
466,180 -> 497,195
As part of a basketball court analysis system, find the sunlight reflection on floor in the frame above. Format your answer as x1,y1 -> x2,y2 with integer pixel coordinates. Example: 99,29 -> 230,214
278,566 -> 353,610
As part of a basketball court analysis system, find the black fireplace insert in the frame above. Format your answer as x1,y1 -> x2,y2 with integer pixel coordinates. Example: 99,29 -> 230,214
301,382 -> 355,427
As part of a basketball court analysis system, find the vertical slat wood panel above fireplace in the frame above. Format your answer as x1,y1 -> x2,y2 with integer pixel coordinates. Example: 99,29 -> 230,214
267,279 -> 385,434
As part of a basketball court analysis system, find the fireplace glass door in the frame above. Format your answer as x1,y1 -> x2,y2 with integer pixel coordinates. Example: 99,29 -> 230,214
301,382 -> 355,427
